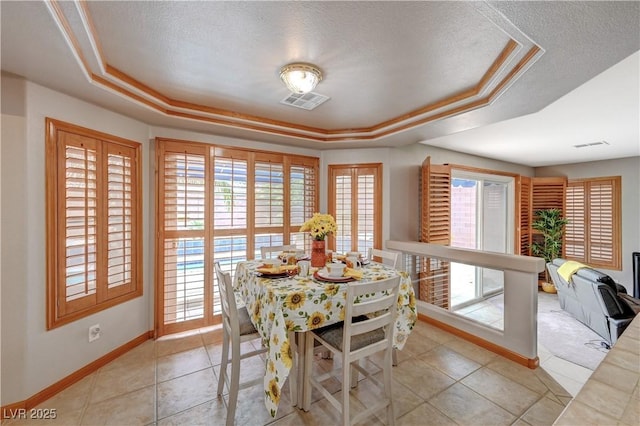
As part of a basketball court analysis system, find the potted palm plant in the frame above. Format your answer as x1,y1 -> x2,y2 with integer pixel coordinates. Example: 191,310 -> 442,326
530,208 -> 569,293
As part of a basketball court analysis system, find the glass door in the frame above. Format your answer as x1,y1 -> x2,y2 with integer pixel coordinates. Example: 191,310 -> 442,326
450,172 -> 513,309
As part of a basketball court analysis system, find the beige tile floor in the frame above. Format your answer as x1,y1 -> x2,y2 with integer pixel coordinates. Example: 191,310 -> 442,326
6,319 -> 577,426
454,292 -> 597,397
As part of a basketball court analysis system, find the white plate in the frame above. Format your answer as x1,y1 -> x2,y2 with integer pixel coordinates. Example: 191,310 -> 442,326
315,268 -> 353,282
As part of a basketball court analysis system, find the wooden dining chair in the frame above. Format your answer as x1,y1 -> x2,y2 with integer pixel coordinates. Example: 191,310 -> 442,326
303,275 -> 401,426
367,248 -> 400,268
260,244 -> 296,259
215,262 -> 268,426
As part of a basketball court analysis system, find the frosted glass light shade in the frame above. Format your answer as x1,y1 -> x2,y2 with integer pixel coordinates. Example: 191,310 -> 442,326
280,63 -> 323,94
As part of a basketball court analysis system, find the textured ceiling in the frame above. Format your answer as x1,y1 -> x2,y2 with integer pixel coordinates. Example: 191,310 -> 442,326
1,1 -> 639,165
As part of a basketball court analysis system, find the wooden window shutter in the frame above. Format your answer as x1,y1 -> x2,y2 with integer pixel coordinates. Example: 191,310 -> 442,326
587,178 -> 618,266
105,144 -> 138,299
421,158 -> 451,245
158,142 -> 210,335
516,176 -> 532,255
419,157 -> 451,309
328,164 -> 382,254
528,177 -> 566,280
47,119 -> 141,329
59,132 -> 99,316
254,154 -> 285,252
566,177 -> 621,269
531,177 -> 566,212
565,183 -> 586,259
289,159 -> 318,252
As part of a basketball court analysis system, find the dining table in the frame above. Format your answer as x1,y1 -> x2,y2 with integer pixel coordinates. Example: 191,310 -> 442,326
233,258 -> 417,417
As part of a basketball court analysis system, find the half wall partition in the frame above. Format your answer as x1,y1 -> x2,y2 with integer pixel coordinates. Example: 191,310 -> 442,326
387,240 -> 545,367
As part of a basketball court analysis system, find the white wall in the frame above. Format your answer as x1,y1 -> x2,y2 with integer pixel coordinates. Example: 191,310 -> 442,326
1,74 -> 28,405
1,77 -> 152,404
536,157 -> 640,293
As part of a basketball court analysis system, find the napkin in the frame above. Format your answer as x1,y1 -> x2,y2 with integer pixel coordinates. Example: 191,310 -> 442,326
257,264 -> 298,274
257,266 -> 282,274
343,267 -> 363,280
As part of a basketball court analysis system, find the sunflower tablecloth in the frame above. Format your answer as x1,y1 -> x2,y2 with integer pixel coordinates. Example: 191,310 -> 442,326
234,260 -> 417,417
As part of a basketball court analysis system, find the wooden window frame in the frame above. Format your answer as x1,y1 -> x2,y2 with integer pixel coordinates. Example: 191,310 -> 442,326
565,176 -> 621,270
155,138 -> 319,336
46,118 -> 142,329
327,163 -> 382,253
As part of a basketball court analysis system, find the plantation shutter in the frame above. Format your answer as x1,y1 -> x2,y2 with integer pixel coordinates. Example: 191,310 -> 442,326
531,177 -> 566,212
156,139 -> 319,337
356,166 -> 380,255
254,153 -> 285,256
158,142 -> 210,335
528,177 -> 566,278
105,144 -> 137,298
328,164 -> 381,254
48,122 -> 141,328
531,176 -> 566,264
516,176 -> 532,255
566,177 -> 620,269
333,168 -> 352,254
419,157 -> 451,309
289,158 -> 319,251
565,184 -> 586,259
588,179 -> 616,264
59,132 -> 99,316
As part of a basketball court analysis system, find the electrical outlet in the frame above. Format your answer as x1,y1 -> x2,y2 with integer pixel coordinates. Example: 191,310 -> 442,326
89,324 -> 101,342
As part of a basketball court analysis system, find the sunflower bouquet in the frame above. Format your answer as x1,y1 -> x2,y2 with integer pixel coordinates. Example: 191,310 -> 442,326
299,213 -> 337,241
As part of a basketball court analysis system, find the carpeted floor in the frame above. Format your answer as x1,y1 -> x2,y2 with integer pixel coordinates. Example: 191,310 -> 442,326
537,290 -> 609,370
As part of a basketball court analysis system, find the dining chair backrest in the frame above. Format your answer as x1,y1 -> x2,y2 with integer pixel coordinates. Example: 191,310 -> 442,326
215,262 -> 236,334
260,244 -> 296,259
368,248 -> 400,269
342,275 -> 401,355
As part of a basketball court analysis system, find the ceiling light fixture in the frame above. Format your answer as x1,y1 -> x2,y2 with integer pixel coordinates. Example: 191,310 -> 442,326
279,63 -> 323,94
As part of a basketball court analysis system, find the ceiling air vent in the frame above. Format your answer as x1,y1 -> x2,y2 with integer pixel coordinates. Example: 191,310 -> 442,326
280,92 -> 330,111
573,141 -> 610,148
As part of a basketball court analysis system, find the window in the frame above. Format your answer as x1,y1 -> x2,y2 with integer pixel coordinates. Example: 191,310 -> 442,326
565,177 -> 621,269
328,164 -> 382,254
156,139 -> 318,336
46,118 -> 142,329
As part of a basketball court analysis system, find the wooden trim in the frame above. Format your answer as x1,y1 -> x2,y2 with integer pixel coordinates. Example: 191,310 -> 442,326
45,1 -> 93,78
50,1 -> 543,143
417,314 -> 539,369
446,163 -> 519,178
0,331 -> 153,421
154,139 -> 163,337
487,46 -> 541,100
158,137 -> 319,162
374,165 -> 383,250
45,119 -> 59,330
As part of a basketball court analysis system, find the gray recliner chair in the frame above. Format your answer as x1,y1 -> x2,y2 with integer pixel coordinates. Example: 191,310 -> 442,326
547,258 -> 639,346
